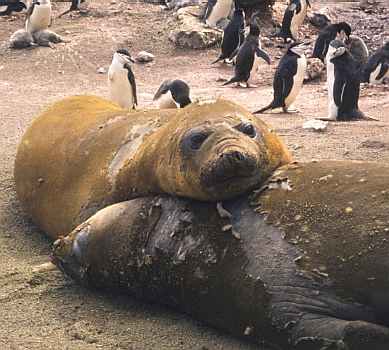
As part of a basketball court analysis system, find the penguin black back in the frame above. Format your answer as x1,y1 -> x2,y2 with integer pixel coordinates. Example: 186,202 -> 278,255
0,0 -> 26,15
330,47 -> 364,121
153,80 -> 191,108
212,7 -> 244,64
312,22 -> 352,62
278,0 -> 310,42
362,41 -> 389,83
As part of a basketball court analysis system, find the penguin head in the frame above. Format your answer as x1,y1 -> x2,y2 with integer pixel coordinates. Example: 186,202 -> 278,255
336,22 -> 352,40
153,80 -> 191,108
114,49 -> 135,66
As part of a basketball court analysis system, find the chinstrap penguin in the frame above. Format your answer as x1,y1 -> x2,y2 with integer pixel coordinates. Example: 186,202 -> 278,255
362,41 -> 389,84
25,0 -> 51,33
223,23 -> 271,88
254,42 -> 307,114
153,80 -> 191,108
108,49 -> 138,110
212,7 -> 244,64
204,0 -> 233,28
0,0 -> 26,16
312,22 -> 351,62
328,46 -> 365,121
278,0 -> 310,42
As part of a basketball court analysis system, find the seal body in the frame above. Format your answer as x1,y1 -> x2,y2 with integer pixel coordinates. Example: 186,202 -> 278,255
26,0 -> 51,33
53,160 -> 389,350
14,95 -> 290,238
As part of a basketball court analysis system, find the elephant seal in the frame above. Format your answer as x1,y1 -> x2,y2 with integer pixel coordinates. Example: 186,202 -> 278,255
14,95 -> 290,238
52,160 -> 389,350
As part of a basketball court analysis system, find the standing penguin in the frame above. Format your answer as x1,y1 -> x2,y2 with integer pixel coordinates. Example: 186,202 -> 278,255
223,23 -> 271,88
25,0 -> 51,33
254,42 -> 307,114
108,49 -> 137,110
153,80 -> 191,109
325,39 -> 346,120
212,7 -> 244,64
328,46 -> 365,121
204,0 -> 233,28
278,0 -> 310,42
312,22 -> 351,62
362,42 -> 389,84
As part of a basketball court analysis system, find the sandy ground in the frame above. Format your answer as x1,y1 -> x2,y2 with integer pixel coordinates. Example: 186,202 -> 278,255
0,1 -> 388,349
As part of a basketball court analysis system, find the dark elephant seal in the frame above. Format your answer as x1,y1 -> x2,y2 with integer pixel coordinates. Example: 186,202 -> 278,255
14,95 -> 290,238
52,160 -> 389,350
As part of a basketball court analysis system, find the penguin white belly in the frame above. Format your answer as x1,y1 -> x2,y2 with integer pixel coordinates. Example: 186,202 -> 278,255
157,91 -> 178,109
284,55 -> 306,108
109,71 -> 134,110
369,63 -> 387,84
249,56 -> 261,82
290,0 -> 308,39
206,0 -> 232,27
326,56 -> 337,119
26,5 -> 51,33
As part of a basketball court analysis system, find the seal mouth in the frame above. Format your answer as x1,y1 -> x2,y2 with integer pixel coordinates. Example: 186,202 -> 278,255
200,150 -> 260,198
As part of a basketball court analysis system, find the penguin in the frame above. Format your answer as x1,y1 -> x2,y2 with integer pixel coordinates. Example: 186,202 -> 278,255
108,49 -> 138,110
153,80 -> 191,109
312,22 -> 352,62
204,0 -> 233,28
223,23 -> 271,88
362,41 -> 389,84
254,42 -> 307,114
278,0 -> 311,42
58,0 -> 84,18
328,46 -> 365,121
0,0 -> 26,16
345,35 -> 369,68
25,0 -> 51,34
325,39 -> 346,120
211,7 -> 244,64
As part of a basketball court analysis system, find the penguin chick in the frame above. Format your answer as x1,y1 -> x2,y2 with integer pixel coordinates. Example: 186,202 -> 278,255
212,7 -> 244,64
254,42 -> 307,114
223,23 -> 271,88
153,80 -> 191,108
9,29 -> 34,49
0,0 -> 26,16
33,29 -> 64,47
278,0 -> 311,42
329,46 -> 365,121
312,22 -> 351,62
345,35 -> 369,68
362,41 -> 389,84
25,0 -> 51,34
108,49 -> 138,110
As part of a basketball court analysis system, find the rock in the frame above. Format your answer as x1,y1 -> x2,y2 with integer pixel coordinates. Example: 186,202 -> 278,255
168,6 -> 222,49
165,0 -> 199,11
9,29 -> 34,49
304,58 -> 325,83
135,51 -> 155,63
303,119 -> 328,132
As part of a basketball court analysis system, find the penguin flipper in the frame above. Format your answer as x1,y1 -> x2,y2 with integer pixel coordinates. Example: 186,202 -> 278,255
376,62 -> 389,81
125,64 -> 137,107
333,77 -> 345,108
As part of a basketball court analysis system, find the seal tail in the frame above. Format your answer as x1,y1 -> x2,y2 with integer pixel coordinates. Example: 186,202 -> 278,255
253,101 -> 275,114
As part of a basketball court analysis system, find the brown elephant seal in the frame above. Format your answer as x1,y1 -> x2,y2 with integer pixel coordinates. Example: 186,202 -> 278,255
52,160 -> 389,350
14,95 -> 290,238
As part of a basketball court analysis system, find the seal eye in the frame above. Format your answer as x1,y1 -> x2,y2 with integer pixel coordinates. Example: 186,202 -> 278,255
190,133 -> 209,150
237,123 -> 256,138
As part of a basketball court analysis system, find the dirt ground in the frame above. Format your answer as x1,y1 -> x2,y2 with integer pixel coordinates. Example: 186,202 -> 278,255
0,1 -> 388,349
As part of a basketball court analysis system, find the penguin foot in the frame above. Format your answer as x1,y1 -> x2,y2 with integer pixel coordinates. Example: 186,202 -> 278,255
283,107 -> 299,113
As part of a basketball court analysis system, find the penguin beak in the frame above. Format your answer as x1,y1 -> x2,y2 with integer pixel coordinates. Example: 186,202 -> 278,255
257,48 -> 271,65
